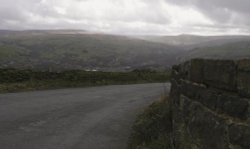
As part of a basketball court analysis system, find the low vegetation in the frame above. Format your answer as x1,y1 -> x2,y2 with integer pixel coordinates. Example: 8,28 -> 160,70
128,96 -> 172,149
0,68 -> 170,93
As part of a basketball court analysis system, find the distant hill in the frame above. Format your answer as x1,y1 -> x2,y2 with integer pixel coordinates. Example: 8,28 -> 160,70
2,30 -> 250,71
135,34 -> 213,46
0,30 -> 182,71
180,40 -> 250,61
0,29 -> 90,37
134,34 -> 250,49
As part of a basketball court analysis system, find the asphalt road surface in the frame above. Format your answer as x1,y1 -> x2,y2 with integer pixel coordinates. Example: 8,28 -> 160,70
0,83 -> 170,149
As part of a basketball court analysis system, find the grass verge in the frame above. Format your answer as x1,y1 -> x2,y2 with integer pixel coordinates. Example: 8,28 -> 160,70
0,68 -> 170,93
128,96 -> 172,149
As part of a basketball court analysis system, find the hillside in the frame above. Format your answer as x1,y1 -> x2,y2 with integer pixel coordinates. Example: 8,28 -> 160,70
180,41 -> 250,61
135,34 -> 250,49
135,34 -> 214,46
2,30 -> 250,71
0,30 -> 182,71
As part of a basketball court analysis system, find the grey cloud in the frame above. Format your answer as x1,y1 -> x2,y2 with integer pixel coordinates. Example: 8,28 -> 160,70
0,0 -> 170,30
166,0 -> 250,25
170,0 -> 250,14
0,0 -> 60,20
0,0 -> 249,35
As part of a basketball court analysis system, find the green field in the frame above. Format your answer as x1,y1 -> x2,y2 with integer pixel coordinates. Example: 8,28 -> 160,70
0,68 -> 170,93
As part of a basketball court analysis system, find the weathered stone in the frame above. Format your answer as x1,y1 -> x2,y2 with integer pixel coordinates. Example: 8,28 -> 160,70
186,99 -> 229,149
172,64 -> 180,71
198,89 -> 219,111
171,69 -> 179,80
179,95 -> 193,121
171,65 -> 181,81
237,59 -> 250,72
189,59 -> 204,83
217,94 -> 249,119
229,124 -> 250,149
172,103 -> 189,149
170,79 -> 181,106
203,59 -> 237,91
179,80 -> 206,100
169,59 -> 250,149
174,96 -> 203,149
178,61 -> 191,80
237,71 -> 250,99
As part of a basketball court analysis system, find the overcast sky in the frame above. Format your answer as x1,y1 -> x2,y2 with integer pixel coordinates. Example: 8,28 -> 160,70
1,0 -> 250,35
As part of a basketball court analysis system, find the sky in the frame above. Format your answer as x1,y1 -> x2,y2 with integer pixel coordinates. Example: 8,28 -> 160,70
0,0 -> 250,35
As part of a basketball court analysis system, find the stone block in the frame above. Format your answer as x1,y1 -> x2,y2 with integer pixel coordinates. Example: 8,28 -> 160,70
203,60 -> 237,91
179,80 -> 206,100
189,59 -> 204,83
174,96 -> 207,149
237,59 -> 250,72
217,93 -> 249,119
171,69 -> 182,84
229,124 -> 250,149
186,99 -> 229,149
170,79 -> 181,106
237,71 -> 250,99
172,64 -> 180,72
199,89 -> 219,111
178,61 -> 191,80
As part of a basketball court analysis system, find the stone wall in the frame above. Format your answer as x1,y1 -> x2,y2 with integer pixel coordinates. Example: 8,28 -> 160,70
170,59 -> 250,149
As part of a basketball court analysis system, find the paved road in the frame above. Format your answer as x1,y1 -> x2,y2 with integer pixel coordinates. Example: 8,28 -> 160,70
0,83 -> 170,149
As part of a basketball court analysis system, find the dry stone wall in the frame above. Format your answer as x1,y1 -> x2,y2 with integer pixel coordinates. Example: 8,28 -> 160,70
170,59 -> 250,149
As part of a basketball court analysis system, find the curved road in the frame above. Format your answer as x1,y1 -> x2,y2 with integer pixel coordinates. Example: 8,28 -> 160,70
0,83 -> 170,149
